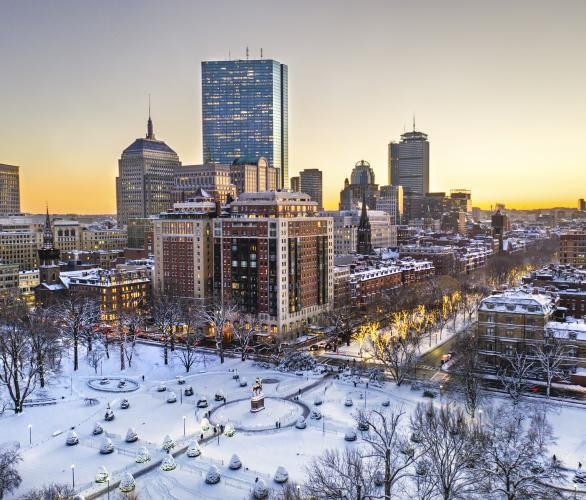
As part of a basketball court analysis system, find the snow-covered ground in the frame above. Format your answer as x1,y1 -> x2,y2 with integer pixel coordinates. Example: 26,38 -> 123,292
1,342 -> 585,499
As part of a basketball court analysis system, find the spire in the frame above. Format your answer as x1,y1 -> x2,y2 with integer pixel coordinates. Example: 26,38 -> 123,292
146,94 -> 155,140
357,191 -> 373,255
42,204 -> 55,250
413,115 -> 416,132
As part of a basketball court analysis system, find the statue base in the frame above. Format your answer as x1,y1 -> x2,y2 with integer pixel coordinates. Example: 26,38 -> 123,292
250,395 -> 265,413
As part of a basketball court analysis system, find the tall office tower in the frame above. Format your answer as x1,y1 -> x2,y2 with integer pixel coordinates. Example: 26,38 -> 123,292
388,126 -> 430,195
290,176 -> 300,192
299,169 -> 323,210
229,157 -> 278,195
116,114 -> 181,226
201,59 -> 289,188
0,164 -> 20,216
579,199 -> 585,211
339,160 -> 379,210
213,191 -> 333,338
174,163 -> 237,203
378,185 -> 404,224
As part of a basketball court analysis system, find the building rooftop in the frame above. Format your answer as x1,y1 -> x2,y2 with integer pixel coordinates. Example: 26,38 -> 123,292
123,138 -> 177,156
479,289 -> 557,315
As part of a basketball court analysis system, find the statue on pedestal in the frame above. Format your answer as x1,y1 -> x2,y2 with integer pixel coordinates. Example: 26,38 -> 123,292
250,377 -> 265,413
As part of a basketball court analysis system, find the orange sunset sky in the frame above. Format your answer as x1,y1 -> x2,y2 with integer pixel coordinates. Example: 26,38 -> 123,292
1,0 -> 585,214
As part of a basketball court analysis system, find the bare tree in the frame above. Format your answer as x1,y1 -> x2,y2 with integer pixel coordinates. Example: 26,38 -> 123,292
20,483 -> 75,500
86,345 -> 106,374
199,301 -> 237,364
476,405 -> 561,499
410,402 -> 483,500
174,331 -> 202,373
231,315 -> 259,361
369,312 -> 420,386
22,306 -> 62,388
0,306 -> 39,414
54,292 -> 100,371
270,482 -> 304,500
497,352 -> 535,406
447,330 -> 483,419
305,448 -> 378,499
532,336 -> 571,398
356,406 -> 418,499
117,300 -> 144,370
152,295 -> 182,365
0,447 -> 22,498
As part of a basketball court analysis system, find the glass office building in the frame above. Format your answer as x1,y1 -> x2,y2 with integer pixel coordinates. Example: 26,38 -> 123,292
201,59 -> 289,189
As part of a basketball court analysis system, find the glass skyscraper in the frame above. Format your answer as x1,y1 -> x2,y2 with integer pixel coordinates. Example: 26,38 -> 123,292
201,59 -> 289,189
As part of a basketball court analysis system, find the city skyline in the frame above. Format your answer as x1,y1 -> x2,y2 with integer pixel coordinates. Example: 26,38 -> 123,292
1,0 -> 585,213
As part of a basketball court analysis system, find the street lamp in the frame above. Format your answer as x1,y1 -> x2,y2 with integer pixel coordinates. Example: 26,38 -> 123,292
28,424 -> 32,445
71,464 -> 75,490
107,478 -> 110,500
478,409 -> 483,426
183,416 -> 186,437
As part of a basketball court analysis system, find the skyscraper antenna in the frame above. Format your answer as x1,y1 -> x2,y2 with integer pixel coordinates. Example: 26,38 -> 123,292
413,115 -> 416,131
229,49 -> 231,60
260,48 -> 263,58
148,93 -> 151,119
246,46 -> 249,59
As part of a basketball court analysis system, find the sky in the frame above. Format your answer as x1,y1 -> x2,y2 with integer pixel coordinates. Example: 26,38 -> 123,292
1,0 -> 585,214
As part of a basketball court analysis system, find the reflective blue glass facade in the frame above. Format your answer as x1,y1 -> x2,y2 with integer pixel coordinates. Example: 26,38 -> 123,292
202,59 -> 288,189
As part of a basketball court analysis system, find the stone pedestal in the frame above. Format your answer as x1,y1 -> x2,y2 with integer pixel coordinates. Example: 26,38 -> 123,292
250,394 -> 265,413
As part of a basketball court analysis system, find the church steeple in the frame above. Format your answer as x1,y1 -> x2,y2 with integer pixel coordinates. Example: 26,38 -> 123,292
146,95 -> 155,140
42,205 -> 55,250
356,191 -> 373,255
38,205 -> 61,286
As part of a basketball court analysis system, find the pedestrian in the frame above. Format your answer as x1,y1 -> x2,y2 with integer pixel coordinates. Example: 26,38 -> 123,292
200,433 -> 203,441
353,381 -> 356,388
298,388 -> 301,395
366,382 -> 369,389
579,462 -> 583,470
214,427 -> 217,435
275,421 -> 278,429
141,374 -> 145,381
255,477 -> 258,483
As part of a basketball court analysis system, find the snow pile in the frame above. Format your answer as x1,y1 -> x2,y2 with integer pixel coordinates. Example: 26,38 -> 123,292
278,352 -> 316,372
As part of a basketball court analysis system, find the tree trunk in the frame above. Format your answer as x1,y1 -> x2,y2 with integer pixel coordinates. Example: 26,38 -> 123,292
163,344 -> 168,365
120,343 -> 125,371
37,350 -> 45,388
384,449 -> 391,499
73,337 -> 79,371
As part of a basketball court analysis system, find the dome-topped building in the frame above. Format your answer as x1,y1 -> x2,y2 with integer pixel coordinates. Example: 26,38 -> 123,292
116,112 -> 181,225
339,160 -> 379,211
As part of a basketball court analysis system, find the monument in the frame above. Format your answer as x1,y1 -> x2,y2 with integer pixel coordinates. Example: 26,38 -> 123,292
250,377 -> 265,413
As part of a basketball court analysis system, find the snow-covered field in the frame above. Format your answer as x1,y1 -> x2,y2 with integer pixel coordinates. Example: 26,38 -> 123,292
1,342 -> 585,499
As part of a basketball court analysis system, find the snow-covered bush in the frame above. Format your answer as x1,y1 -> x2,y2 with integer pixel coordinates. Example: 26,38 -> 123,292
166,392 -> 177,404
310,408 -> 322,420
120,399 -> 130,409
157,383 -> 166,392
186,440 -> 201,458
125,427 -> 138,443
381,399 -> 390,407
200,418 -> 210,432
344,397 -> 353,407
99,437 -> 114,454
104,409 -> 114,421
135,447 -> 150,463
295,416 -> 307,429
92,422 -> 104,435
253,479 -> 269,499
65,431 -> 79,446
274,466 -> 289,483
197,398 -> 208,408
228,454 -> 242,470
205,465 -> 220,484
119,473 -> 135,493
314,396 -> 323,406
223,423 -> 235,437
239,378 -> 247,387
160,452 -> 176,471
161,434 -> 175,452
278,352 -> 316,372
184,386 -> 194,396
95,466 -> 109,483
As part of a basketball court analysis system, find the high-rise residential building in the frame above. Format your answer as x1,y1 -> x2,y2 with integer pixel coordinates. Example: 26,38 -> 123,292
388,127 -> 430,195
153,191 -> 217,300
173,163 -> 237,204
378,185 -> 404,224
116,114 -> 181,226
290,176 -> 300,192
213,191 -> 333,338
560,232 -> 586,267
201,59 -> 288,188
299,169 -> 323,210
0,164 -> 20,216
339,160 -> 379,210
229,157 -> 279,195
0,221 -> 42,270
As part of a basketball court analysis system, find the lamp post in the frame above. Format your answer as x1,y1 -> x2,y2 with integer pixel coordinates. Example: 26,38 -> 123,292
71,464 -> 75,490
107,478 -> 110,500
183,416 -> 186,437
28,424 -> 32,445
478,409 -> 483,426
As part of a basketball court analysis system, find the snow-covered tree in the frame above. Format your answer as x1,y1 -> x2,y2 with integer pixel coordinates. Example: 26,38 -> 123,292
532,336 -> 572,398
497,352 -> 535,406
162,434 -> 175,451
305,448 -> 378,499
476,405 -> 561,499
205,465 -> 221,484
20,483 -> 74,500
119,473 -> 135,493
160,452 -> 176,471
152,295 -> 183,365
117,297 -> 145,370
0,304 -> 39,413
54,292 -> 100,371
92,422 -> 104,435
355,406 -> 418,499
95,466 -> 109,483
100,437 -> 114,454
135,447 -> 150,463
198,301 -> 237,364
231,315 -> 259,361
410,402 -> 483,499
228,454 -> 242,470
252,479 -> 269,499
125,427 -> 138,443
278,351 -> 316,372
186,440 -> 201,458
0,447 -> 22,498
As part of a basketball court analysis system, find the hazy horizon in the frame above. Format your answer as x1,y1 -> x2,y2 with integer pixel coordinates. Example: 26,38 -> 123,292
1,0 -> 584,214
